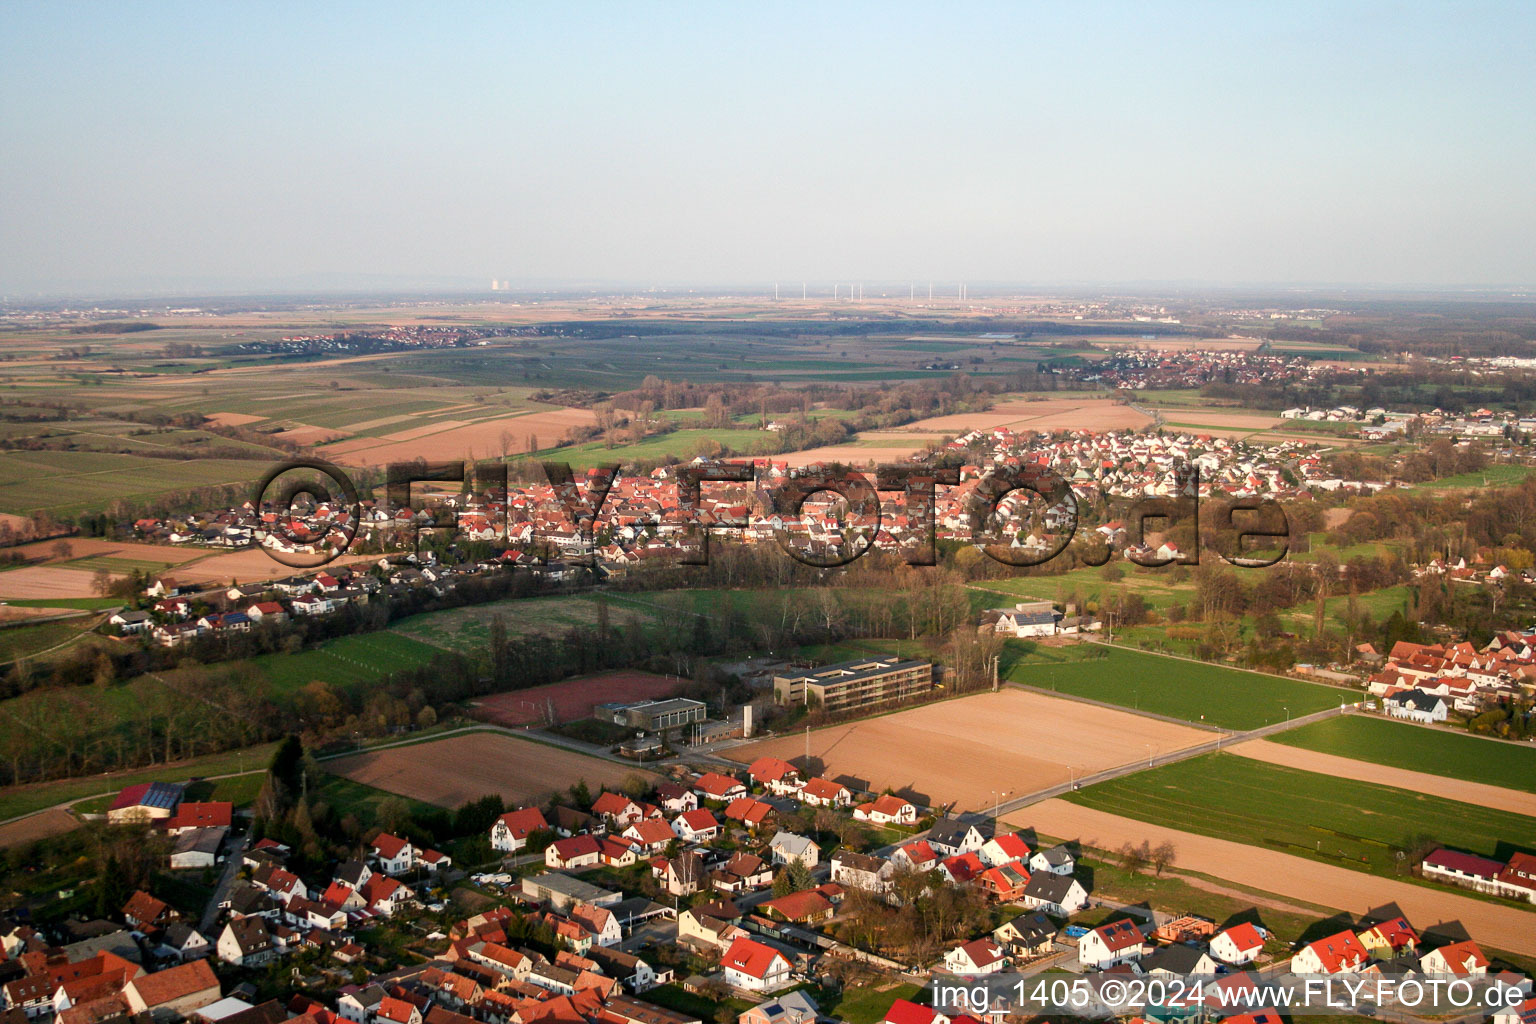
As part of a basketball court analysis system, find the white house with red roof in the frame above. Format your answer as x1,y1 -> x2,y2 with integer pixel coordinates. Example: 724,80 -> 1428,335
943,938 -> 1008,975
1290,930 -> 1370,974
747,757 -> 803,796
370,833 -> 416,875
591,792 -> 646,828
797,778 -> 852,808
623,819 -> 677,855
854,794 -> 917,825
545,836 -> 602,870
1421,939 -> 1489,976
694,772 -> 747,803
1078,919 -> 1145,968
720,936 -> 793,993
491,807 -> 550,853
978,831 -> 1032,868
670,809 -> 721,843
1209,922 -> 1265,965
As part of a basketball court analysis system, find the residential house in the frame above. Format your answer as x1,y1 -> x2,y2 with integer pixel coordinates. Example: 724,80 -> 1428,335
1209,923 -> 1265,966
490,808 -> 549,853
927,818 -> 988,857
767,833 -> 818,869
943,938 -> 1008,975
694,773 -> 747,804
670,809 -> 721,844
1290,930 -> 1370,974
738,990 -> 819,1024
993,912 -> 1056,958
218,919 -> 276,967
1078,920 -> 1145,969
796,778 -> 852,809
122,958 -> 221,1018
1027,844 -> 1075,876
1421,940 -> 1489,976
853,794 -> 917,826
1422,848 -> 1505,893
546,836 -> 602,870
830,852 -> 892,893
746,758 -> 803,797
720,936 -> 793,993
370,833 -> 415,875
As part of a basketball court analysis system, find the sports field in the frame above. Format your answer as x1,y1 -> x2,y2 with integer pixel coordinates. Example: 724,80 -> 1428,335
1269,713 -> 1536,794
393,592 -> 660,654
250,631 -> 443,695
473,669 -> 686,726
326,731 -> 657,808
726,688 -> 1211,811
1007,646 -> 1348,730
1063,752 -> 1536,878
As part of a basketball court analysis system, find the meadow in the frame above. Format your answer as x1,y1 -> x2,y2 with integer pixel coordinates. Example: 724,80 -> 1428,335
1271,714 -> 1536,794
1003,644 -> 1347,730
1063,752 -> 1536,879
0,450 -> 277,516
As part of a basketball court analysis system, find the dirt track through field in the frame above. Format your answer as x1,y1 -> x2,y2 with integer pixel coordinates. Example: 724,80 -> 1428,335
1231,738 -> 1536,818
1009,799 -> 1536,957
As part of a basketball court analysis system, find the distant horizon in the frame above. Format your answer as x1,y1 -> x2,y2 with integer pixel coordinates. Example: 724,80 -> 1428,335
4,2 -> 1533,297
6,278 -> 1536,308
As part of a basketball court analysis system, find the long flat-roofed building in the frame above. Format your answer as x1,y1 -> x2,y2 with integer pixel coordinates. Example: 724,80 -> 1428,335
596,697 -> 707,732
773,657 -> 933,713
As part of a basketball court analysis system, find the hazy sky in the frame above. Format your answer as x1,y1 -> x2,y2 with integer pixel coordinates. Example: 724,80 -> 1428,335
2,2 -> 1534,296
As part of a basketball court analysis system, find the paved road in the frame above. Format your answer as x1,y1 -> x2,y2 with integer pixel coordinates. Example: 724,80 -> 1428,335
200,825 -> 249,935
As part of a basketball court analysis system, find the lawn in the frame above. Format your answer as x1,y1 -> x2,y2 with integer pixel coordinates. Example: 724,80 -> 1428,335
0,616 -> 104,663
1271,714 -> 1536,794
1065,752 -> 1536,880
1005,645 -> 1346,729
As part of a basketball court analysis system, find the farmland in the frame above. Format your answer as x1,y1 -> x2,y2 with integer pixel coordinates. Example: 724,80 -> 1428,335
326,730 -> 657,808
1012,798 -> 1536,958
1005,645 -> 1347,729
1230,737 -> 1536,819
0,450 -> 277,516
1062,752 -> 1536,878
1269,713 -> 1536,794
725,688 -> 1211,811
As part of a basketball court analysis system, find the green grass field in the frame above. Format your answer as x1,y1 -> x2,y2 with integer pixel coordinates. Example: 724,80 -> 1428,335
0,450 -> 276,515
527,427 -> 777,470
393,592 -> 661,654
1413,464 -> 1534,491
0,616 -> 104,663
250,631 -> 442,695
1271,714 -> 1536,794
1065,752 -> 1536,880
1005,645 -> 1347,729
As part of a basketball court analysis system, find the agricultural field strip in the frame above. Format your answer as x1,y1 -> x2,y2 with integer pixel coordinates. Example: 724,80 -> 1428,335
1269,713 -> 1536,794
1010,798 -> 1536,958
1065,752 -> 1536,868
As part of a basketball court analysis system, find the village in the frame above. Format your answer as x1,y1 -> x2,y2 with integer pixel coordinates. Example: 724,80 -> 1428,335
4,737 -> 1534,1024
